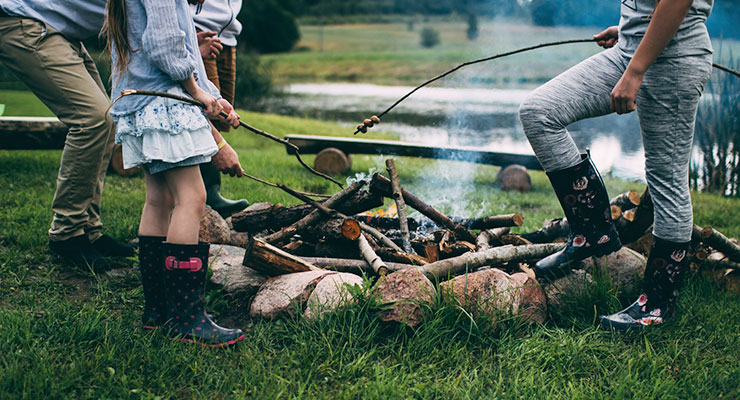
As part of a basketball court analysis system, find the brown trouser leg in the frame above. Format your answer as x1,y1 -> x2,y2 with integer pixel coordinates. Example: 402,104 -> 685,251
202,45 -> 236,132
0,17 -> 115,241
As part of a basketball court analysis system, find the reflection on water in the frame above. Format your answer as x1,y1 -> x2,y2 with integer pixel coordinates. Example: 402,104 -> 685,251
271,83 -> 649,181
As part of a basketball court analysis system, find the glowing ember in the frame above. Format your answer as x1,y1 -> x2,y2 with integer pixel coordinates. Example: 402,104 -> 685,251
359,203 -> 398,219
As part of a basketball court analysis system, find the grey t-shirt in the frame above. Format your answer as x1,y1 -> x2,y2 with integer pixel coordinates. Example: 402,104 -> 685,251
618,0 -> 713,58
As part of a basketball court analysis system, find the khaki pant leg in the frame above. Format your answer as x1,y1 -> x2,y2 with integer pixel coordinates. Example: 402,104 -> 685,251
0,18 -> 115,241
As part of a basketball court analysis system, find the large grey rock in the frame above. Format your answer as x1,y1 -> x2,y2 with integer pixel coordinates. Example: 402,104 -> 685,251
304,273 -> 364,320
208,245 -> 266,303
543,269 -> 593,314
583,247 -> 646,295
199,207 -> 231,244
250,270 -> 336,319
440,269 -> 546,324
374,268 -> 436,327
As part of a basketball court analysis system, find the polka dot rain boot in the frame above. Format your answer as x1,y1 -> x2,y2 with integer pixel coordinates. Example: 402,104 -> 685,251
162,242 -> 244,347
600,236 -> 689,330
534,155 -> 622,281
138,236 -> 167,330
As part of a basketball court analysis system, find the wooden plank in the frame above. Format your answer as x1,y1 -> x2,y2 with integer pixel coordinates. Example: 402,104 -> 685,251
284,134 -> 543,170
0,117 -> 67,150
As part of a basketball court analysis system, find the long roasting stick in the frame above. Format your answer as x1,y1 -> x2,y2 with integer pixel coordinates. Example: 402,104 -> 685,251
109,89 -> 344,188
353,39 -> 740,134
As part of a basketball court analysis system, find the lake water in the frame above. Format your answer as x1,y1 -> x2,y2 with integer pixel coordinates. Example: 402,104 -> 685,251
268,82 -> 664,182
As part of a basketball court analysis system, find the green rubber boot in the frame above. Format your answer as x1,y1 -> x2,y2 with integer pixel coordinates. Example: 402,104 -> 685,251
200,162 -> 249,218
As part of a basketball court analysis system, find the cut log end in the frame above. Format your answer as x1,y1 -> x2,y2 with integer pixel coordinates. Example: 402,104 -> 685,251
512,213 -> 524,226
314,147 -> 351,175
611,205 -> 622,221
341,219 -> 362,241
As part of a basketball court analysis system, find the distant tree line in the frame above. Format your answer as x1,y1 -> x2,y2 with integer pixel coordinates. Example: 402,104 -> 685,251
235,0 -> 739,54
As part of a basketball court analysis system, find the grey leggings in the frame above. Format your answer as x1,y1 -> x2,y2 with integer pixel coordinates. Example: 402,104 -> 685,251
519,47 -> 712,242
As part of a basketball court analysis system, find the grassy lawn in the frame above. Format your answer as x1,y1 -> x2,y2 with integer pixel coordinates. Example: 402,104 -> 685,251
2,90 -> 740,399
265,20 -> 740,87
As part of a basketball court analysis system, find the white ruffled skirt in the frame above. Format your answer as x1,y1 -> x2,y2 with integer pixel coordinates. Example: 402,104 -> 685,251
114,86 -> 218,174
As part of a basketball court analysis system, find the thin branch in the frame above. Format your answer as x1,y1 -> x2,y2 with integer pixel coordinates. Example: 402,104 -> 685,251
352,39 -> 740,135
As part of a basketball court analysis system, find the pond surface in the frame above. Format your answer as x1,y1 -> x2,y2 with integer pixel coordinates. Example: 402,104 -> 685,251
269,82 -> 655,182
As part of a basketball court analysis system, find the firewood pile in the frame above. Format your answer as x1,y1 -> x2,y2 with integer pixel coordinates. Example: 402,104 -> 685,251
201,161 -> 740,326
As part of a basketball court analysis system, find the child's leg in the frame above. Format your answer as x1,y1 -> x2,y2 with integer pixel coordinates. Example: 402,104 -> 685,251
138,171 -> 174,237
162,165 -> 207,244
519,48 -> 627,280
637,55 -> 712,243
518,48 -> 626,172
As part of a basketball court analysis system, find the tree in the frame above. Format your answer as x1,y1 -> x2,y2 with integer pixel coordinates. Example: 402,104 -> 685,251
466,13 -> 479,40
239,0 -> 301,54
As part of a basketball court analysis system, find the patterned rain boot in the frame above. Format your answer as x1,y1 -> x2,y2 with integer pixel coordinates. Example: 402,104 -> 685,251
201,162 -> 249,218
534,156 -> 622,280
599,237 -> 689,330
162,242 -> 244,347
138,236 -> 167,329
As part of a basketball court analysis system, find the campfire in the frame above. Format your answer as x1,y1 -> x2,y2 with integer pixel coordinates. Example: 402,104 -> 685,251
207,159 -> 740,326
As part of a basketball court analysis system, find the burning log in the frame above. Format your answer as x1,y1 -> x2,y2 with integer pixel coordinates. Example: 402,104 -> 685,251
358,233 -> 389,276
370,173 -> 476,242
354,215 -> 420,231
453,214 -> 524,230
699,227 -> 740,262
610,190 -> 641,211
300,257 -> 412,275
242,235 -> 322,276
233,190 -> 383,233
385,158 -> 412,253
414,243 -> 566,281
262,181 -> 365,244
305,217 -> 362,243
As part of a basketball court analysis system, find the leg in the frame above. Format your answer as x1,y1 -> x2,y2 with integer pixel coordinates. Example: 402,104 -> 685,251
518,49 -> 627,280
215,46 -> 236,105
157,166 -> 243,346
518,48 -> 626,172
0,18 -> 118,267
599,54 -> 713,330
162,165 -> 207,244
200,46 -> 248,217
0,19 -> 114,240
139,171 -> 174,237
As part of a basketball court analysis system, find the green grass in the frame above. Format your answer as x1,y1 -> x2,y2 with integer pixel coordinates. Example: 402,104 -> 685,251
265,20 -> 740,88
2,87 -> 740,399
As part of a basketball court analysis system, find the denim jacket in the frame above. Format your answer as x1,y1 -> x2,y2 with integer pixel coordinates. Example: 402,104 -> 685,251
110,0 -> 220,117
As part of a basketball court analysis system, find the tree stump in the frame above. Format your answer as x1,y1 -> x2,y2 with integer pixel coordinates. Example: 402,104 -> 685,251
496,164 -> 531,192
313,147 -> 351,174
